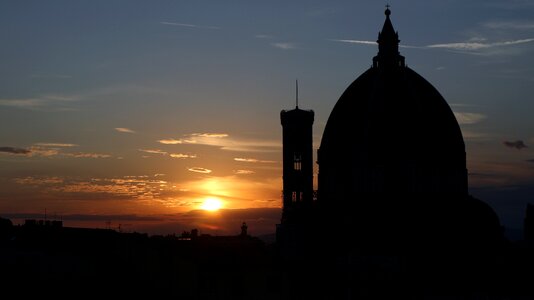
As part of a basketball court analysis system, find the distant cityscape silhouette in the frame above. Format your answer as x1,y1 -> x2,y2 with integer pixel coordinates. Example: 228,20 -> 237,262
1,7 -> 534,299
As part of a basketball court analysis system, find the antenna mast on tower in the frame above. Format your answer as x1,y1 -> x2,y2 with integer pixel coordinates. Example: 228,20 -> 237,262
296,79 -> 299,108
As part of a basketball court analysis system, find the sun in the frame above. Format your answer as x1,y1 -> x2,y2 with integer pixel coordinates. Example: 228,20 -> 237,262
200,197 -> 223,211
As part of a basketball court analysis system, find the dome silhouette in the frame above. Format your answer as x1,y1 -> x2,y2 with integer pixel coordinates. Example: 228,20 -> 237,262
318,9 -> 467,202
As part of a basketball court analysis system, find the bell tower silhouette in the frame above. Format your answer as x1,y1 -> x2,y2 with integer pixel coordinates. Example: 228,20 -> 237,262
280,81 -> 314,224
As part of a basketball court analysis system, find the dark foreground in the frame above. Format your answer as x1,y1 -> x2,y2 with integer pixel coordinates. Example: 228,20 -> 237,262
1,222 -> 534,299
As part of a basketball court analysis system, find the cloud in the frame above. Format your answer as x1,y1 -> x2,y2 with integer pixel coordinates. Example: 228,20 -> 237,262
29,147 -> 60,157
158,133 -> 280,152
0,145 -> 88,157
115,127 -> 135,134
187,167 -> 212,174
139,149 -> 168,155
234,157 -> 276,163
0,146 -> 31,155
160,21 -> 219,30
427,38 -> 534,51
454,112 -> 487,125
65,152 -> 111,158
191,133 -> 228,138
154,173 -> 166,177
170,153 -> 197,159
331,39 -> 377,45
14,176 -> 64,185
503,140 -> 528,150
35,143 -> 77,147
234,170 -> 255,175
330,39 -> 418,49
0,98 -> 46,109
157,138 -> 186,145
0,95 -> 78,111
526,159 -> 534,163
332,37 -> 534,56
272,42 -> 296,50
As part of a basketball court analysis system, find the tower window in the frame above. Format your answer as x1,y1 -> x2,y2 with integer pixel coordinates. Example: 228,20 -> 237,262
293,153 -> 302,171
292,191 -> 297,202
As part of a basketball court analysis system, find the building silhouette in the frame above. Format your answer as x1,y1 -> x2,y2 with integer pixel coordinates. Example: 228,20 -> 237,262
278,8 -> 503,256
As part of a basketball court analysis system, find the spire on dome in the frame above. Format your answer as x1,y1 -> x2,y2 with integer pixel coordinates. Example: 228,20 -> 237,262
373,6 -> 405,68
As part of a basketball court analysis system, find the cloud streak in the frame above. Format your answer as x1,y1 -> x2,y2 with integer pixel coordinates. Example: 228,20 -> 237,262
188,167 -> 212,174
454,112 -> 487,125
0,95 -> 78,111
0,147 -> 31,155
35,143 -> 77,147
170,153 -> 197,159
158,133 -> 280,152
426,38 -> 534,51
139,149 -> 168,155
272,42 -> 296,50
160,21 -> 220,30
115,127 -> 135,134
234,157 -> 276,164
234,170 -> 255,175
65,153 -> 111,159
503,140 -> 528,150
332,37 -> 534,55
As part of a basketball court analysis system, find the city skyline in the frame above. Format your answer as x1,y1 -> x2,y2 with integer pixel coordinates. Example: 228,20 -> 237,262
1,1 -> 534,236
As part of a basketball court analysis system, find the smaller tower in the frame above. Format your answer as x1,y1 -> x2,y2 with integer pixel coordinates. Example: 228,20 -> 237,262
240,222 -> 248,237
280,81 -> 314,224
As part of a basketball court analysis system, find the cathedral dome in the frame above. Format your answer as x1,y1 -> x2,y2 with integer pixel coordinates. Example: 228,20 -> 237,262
318,9 -> 467,201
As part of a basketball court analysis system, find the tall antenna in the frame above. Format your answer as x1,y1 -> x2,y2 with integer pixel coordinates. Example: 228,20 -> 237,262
296,79 -> 299,109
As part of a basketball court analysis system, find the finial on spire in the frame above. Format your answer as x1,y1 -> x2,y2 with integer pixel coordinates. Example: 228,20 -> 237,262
296,79 -> 299,109
385,4 -> 391,17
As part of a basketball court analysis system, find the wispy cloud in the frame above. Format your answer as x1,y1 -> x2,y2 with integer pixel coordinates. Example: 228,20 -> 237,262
0,146 -> 31,155
160,21 -> 219,30
234,170 -> 255,175
28,146 -> 60,157
65,153 -> 111,159
503,140 -> 528,150
0,95 -> 78,111
234,157 -> 276,164
454,112 -> 487,125
158,133 -> 280,152
14,176 -> 64,185
188,167 -> 212,174
272,42 -> 296,50
191,133 -> 228,138
158,138 -> 186,145
331,39 -> 377,45
330,39 -> 418,49
35,143 -> 77,147
115,127 -> 135,134
139,149 -> 168,155
332,37 -> 534,56
170,153 -> 197,159
427,38 -> 534,51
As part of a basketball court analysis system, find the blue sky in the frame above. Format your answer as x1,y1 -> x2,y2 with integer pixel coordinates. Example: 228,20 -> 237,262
0,0 -> 533,236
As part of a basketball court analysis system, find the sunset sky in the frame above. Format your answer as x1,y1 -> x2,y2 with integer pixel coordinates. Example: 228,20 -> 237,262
1,0 -> 534,237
